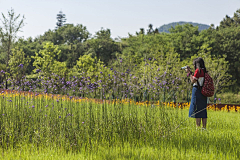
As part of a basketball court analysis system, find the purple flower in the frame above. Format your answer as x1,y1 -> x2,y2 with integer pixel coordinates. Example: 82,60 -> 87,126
59,116 -> 61,118
18,64 -> 23,68
82,122 -> 84,124
218,98 -> 221,101
32,105 -> 35,108
36,69 -> 41,73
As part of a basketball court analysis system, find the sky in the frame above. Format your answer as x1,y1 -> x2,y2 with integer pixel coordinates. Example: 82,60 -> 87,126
0,0 -> 240,39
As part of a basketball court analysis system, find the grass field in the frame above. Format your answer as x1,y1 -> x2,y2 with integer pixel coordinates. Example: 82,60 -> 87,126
0,91 -> 239,160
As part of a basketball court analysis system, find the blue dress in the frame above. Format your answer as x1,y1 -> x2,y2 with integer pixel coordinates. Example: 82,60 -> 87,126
189,86 -> 207,118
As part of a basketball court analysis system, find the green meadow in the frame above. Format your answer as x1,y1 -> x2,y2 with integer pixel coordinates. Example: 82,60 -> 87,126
0,92 -> 239,160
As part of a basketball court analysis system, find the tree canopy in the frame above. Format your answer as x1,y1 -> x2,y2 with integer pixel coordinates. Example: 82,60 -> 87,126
1,8 -> 240,96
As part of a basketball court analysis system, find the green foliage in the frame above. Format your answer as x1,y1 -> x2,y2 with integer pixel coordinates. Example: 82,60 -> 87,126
217,92 -> 240,104
56,11 -> 66,29
32,42 -> 67,78
169,23 -> 202,60
2,8 -> 240,95
212,26 -> 240,90
108,34 -> 185,101
74,54 -> 97,73
14,38 -> 43,74
0,63 -> 6,85
52,61 -> 67,78
35,24 -> 91,69
219,9 -> 240,29
85,28 -> 119,64
0,8 -> 25,89
0,8 -> 25,66
73,54 -> 113,85
9,47 -> 30,84
118,34 -> 172,65
39,24 -> 90,45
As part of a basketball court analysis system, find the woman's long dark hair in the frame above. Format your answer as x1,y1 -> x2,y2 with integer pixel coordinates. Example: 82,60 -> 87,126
193,57 -> 207,74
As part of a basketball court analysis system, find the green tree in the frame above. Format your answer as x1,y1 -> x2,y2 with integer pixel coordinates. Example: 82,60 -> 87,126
219,9 -> 240,29
8,47 -> 30,88
169,23 -> 201,60
72,54 -> 113,89
212,26 -> 240,90
37,24 -> 90,68
40,24 -> 90,45
147,24 -> 154,34
85,28 -> 119,64
136,28 -> 145,35
32,42 -> 67,78
219,15 -> 234,28
14,37 -> 44,74
0,8 -> 25,88
56,11 -> 66,29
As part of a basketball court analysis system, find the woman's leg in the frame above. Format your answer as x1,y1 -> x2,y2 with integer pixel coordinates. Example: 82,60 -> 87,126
196,118 -> 201,127
202,118 -> 207,129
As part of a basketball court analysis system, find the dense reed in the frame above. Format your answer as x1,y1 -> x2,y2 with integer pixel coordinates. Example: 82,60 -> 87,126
0,91 -> 239,159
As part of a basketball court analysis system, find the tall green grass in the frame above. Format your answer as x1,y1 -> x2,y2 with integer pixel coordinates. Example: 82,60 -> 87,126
216,92 -> 240,104
0,92 -> 239,159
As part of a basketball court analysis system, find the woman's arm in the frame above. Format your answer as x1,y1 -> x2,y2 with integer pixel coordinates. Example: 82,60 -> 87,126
185,67 -> 197,84
189,74 -> 197,84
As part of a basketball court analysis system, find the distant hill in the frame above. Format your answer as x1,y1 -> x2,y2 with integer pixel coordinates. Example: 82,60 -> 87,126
158,21 -> 210,33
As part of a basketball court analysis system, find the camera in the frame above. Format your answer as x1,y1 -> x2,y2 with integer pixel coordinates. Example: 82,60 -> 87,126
181,66 -> 188,70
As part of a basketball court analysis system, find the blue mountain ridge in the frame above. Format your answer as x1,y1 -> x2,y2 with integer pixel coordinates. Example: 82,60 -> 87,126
158,21 -> 210,33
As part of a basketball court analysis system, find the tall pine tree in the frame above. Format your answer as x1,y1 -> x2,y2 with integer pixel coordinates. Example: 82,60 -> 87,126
56,11 -> 66,29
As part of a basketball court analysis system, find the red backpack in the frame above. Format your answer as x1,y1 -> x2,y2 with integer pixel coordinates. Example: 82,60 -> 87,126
200,72 -> 214,97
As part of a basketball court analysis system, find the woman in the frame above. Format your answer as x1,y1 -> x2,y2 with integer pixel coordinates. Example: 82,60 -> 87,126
185,57 -> 208,129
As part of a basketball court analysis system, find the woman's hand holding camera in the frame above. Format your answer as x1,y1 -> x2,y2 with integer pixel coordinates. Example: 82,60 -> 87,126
185,66 -> 191,73
185,66 -> 192,77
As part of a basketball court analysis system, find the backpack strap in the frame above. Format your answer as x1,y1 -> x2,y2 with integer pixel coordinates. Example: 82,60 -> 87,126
196,69 -> 205,90
196,79 -> 202,90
